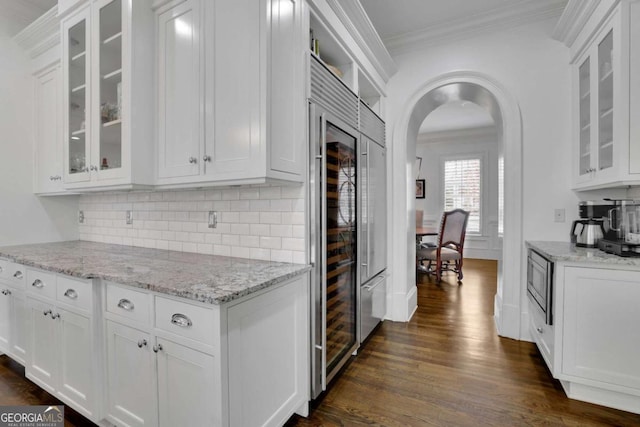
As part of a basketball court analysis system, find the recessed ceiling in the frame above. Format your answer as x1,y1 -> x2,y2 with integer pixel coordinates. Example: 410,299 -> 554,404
0,0 -> 56,38
419,100 -> 495,135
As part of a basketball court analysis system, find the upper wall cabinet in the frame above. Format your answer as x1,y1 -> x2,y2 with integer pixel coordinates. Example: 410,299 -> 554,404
62,0 -> 155,191
566,0 -> 640,190
155,0 -> 306,188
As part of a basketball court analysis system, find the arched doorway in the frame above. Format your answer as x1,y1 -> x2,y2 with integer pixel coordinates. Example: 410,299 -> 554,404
388,71 -> 524,339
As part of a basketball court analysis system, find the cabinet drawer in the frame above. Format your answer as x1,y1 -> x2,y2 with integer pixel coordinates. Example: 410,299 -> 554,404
0,260 -> 27,289
56,276 -> 93,312
26,269 -> 56,299
529,299 -> 554,371
106,283 -> 151,325
155,296 -> 216,346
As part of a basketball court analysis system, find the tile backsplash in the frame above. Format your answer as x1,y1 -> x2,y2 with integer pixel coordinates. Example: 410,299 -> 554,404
78,185 -> 306,264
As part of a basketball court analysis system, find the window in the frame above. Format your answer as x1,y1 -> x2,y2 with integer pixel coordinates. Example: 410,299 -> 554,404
443,158 -> 481,233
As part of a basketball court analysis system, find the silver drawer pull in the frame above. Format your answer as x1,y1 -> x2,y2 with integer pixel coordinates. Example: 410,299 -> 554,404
138,339 -> 147,348
153,343 -> 163,353
64,289 -> 78,300
51,313 -> 60,320
14,271 -> 23,279
1,289 -> 10,296
117,298 -> 134,311
32,279 -> 44,288
171,313 -> 192,328
43,309 -> 52,317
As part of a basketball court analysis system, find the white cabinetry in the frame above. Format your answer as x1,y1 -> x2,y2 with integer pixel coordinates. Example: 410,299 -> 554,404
34,64 -> 65,194
569,0 -> 640,190
24,268 -> 101,420
562,267 -> 640,393
61,0 -> 154,191
155,0 -> 305,187
0,260 -> 27,365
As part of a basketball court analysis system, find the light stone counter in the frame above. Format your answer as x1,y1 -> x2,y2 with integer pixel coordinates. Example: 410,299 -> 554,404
0,240 -> 310,304
526,241 -> 640,267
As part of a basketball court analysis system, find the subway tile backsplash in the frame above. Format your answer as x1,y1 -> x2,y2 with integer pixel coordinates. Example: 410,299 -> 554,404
78,185 -> 306,264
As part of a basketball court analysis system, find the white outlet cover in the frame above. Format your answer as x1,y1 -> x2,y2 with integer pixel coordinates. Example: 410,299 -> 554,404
554,208 -> 565,223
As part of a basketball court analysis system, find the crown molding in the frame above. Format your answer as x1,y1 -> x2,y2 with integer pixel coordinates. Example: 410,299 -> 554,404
551,0 -> 601,46
13,5 -> 59,58
324,0 -> 397,83
417,125 -> 498,145
383,0 -> 568,56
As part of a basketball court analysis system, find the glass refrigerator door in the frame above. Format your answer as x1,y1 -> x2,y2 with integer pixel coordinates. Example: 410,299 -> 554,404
324,121 -> 357,376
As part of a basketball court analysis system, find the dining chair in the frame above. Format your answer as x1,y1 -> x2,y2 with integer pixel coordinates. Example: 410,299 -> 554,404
417,209 -> 470,283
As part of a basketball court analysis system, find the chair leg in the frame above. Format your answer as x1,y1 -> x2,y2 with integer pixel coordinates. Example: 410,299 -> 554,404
456,259 -> 463,282
436,260 -> 442,283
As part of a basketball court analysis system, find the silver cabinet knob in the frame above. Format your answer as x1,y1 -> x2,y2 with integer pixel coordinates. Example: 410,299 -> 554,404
51,313 -> 60,320
49,176 -> 55,181
536,327 -> 543,333
138,339 -> 147,348
203,155 -> 211,162
90,165 -> 98,171
32,279 -> 43,288
153,343 -> 163,353
1,289 -> 10,296
117,298 -> 134,311
43,309 -> 52,317
64,289 -> 78,300
189,157 -> 197,164
13,271 -> 23,279
171,313 -> 193,328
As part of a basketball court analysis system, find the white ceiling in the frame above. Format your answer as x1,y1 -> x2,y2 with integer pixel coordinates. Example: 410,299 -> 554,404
359,0 -> 567,136
419,101 -> 495,135
0,0 -> 56,38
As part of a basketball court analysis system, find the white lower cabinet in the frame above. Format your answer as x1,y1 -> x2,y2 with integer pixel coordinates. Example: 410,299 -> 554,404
25,269 -> 100,421
105,321 -> 156,427
532,263 -> 640,414
156,338 -> 216,427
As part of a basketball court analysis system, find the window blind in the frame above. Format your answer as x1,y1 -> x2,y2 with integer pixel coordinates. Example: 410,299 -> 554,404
444,158 -> 481,233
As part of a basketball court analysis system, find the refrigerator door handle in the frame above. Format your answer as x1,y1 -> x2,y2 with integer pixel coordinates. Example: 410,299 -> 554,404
320,112 -> 328,392
366,140 -> 371,280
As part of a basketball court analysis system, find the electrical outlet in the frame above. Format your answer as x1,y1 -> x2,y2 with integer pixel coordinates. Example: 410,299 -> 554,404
208,211 -> 217,228
554,208 -> 565,223
126,210 -> 133,225
78,210 -> 84,224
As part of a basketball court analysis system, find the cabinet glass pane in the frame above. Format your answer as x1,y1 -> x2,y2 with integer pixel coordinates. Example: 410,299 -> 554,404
99,0 -> 122,170
579,58 -> 591,175
68,20 -> 87,174
598,29 -> 614,171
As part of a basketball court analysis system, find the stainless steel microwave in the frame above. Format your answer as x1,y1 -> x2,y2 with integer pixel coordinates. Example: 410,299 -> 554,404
527,249 -> 553,325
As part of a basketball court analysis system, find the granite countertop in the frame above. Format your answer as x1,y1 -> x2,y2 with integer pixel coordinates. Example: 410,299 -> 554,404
0,241 -> 310,305
526,241 -> 640,267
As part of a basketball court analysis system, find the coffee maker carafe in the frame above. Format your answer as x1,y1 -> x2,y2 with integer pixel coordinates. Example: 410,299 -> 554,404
571,219 -> 605,248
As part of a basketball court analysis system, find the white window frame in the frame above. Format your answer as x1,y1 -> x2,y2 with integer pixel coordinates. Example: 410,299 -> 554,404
440,153 -> 485,236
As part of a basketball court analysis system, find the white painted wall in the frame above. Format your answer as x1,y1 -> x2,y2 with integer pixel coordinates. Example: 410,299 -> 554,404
0,35 -> 79,247
416,127 -> 501,260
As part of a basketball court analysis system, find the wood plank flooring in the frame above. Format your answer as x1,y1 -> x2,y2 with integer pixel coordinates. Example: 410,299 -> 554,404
1,259 -> 639,426
287,259 -> 640,426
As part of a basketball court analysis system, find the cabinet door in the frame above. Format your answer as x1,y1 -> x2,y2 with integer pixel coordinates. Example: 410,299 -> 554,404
34,65 -> 64,194
105,321 -> 156,427
266,0 -> 304,178
575,55 -> 592,183
156,338 -> 216,427
204,0 -> 261,179
26,298 -> 57,394
157,0 -> 202,179
10,291 -> 27,365
63,6 -> 92,184
563,267 -> 640,390
57,308 -> 94,416
0,287 -> 11,352
92,0 -> 126,182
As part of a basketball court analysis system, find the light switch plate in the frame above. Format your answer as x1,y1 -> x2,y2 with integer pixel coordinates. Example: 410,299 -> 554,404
78,210 -> 84,224
554,208 -> 565,223
126,210 -> 133,225
208,211 -> 217,228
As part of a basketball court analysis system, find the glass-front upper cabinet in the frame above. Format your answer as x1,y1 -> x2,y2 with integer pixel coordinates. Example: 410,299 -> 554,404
96,0 -> 123,174
61,0 -> 154,189
574,21 -> 618,187
64,7 -> 91,183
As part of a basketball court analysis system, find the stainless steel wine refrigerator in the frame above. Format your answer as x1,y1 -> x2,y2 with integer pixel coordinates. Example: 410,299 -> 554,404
309,56 -> 360,398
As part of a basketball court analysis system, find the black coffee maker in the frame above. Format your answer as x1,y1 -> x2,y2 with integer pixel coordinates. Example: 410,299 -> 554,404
597,199 -> 640,256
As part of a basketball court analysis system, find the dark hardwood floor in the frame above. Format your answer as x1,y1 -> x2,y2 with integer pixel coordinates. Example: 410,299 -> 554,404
287,259 -> 640,426
2,259 -> 639,426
